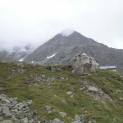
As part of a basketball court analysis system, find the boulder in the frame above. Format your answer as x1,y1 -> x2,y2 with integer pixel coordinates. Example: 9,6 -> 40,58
72,53 -> 99,74
88,86 -> 98,93
59,112 -> 67,118
51,118 -> 64,123
2,105 -> 11,117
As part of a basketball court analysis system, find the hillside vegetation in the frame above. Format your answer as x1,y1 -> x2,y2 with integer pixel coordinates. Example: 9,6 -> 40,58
0,62 -> 123,123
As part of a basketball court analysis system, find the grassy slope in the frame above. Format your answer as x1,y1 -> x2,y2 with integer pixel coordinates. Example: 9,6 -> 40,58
0,62 -> 123,123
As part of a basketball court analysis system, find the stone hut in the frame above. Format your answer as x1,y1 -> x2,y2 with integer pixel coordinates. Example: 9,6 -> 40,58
72,53 -> 99,74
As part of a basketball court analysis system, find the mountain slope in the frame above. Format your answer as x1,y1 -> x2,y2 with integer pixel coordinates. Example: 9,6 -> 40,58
0,45 -> 33,63
25,31 -> 123,69
0,62 -> 123,123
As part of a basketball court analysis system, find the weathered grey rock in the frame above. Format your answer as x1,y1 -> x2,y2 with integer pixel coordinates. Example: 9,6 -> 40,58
72,53 -> 99,74
88,86 -> 98,93
21,117 -> 28,123
0,94 -> 40,123
66,91 -> 73,95
1,120 -> 13,123
59,112 -> 67,118
51,118 -> 64,123
72,115 -> 84,123
88,120 -> 96,123
45,105 -> 53,114
0,94 -> 10,103
2,105 -> 11,117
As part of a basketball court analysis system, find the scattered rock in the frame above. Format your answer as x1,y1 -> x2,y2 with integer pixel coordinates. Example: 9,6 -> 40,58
59,112 -> 67,118
0,94 -> 40,123
88,86 -> 98,93
88,120 -> 96,123
72,114 -> 85,123
1,120 -> 13,123
45,105 -> 53,114
66,91 -> 73,95
119,97 -> 123,101
79,87 -> 86,91
80,81 -> 112,102
2,105 -> 11,117
21,117 -> 28,123
66,91 -> 74,98
51,118 -> 64,123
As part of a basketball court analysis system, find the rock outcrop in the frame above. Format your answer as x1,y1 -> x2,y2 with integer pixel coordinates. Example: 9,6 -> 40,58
72,53 -> 99,74
0,94 -> 40,123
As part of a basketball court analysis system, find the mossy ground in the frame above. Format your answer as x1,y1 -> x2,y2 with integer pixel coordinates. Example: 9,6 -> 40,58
0,62 -> 123,123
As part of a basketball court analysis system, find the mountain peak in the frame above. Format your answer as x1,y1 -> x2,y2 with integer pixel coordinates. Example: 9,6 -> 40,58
60,29 -> 75,37
59,29 -> 86,39
24,31 -> 123,71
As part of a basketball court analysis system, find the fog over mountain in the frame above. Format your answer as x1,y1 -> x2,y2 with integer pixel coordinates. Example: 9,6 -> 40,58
0,0 -> 123,51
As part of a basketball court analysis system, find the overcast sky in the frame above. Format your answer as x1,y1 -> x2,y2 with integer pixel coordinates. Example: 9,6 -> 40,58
0,0 -> 122,51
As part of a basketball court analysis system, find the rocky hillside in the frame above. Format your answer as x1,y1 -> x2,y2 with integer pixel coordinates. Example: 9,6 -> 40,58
25,31 -> 123,70
0,94 -> 40,123
0,45 -> 33,63
0,62 -> 123,123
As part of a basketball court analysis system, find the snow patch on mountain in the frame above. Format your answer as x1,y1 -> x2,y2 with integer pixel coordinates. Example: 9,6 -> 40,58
47,53 -> 57,59
18,58 -> 24,62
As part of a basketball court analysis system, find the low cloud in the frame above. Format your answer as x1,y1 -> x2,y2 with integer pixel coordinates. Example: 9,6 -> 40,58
0,0 -> 122,50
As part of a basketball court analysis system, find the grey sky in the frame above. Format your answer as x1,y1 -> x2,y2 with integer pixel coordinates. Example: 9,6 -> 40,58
0,0 -> 122,50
